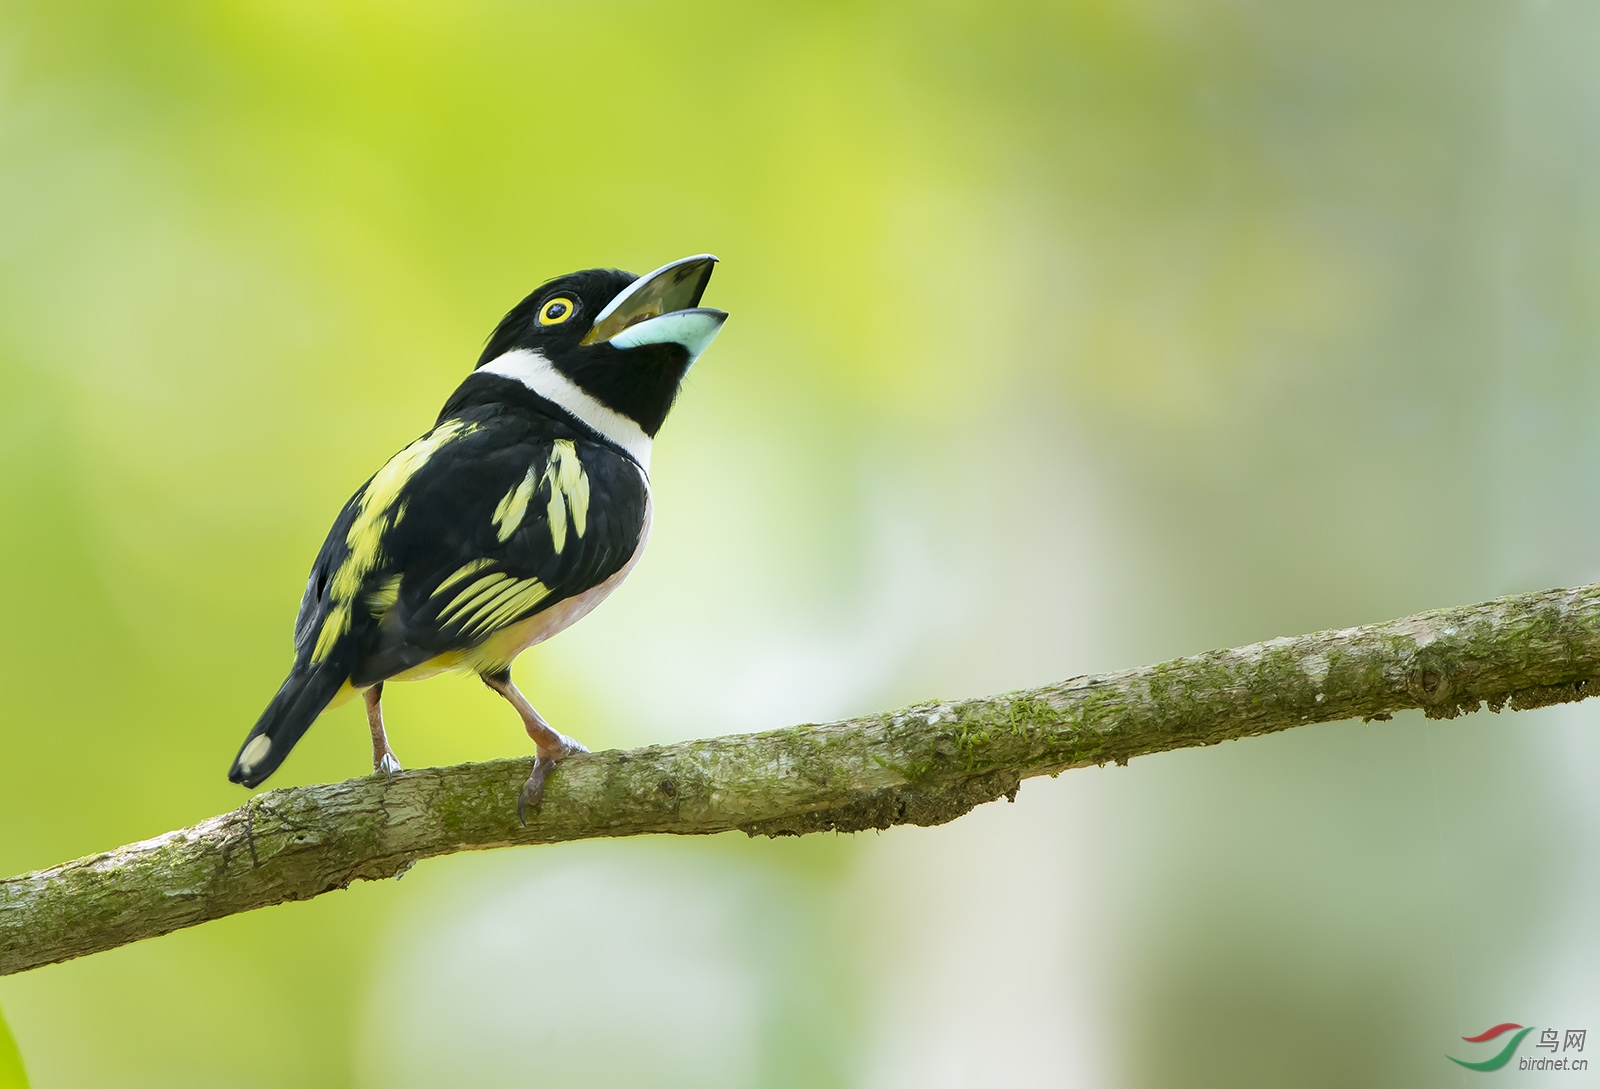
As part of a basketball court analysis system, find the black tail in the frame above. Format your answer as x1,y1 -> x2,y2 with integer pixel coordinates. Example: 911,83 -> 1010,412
228,665 -> 348,787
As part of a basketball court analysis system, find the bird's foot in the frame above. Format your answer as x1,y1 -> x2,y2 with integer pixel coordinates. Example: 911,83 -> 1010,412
516,734 -> 588,826
374,751 -> 403,777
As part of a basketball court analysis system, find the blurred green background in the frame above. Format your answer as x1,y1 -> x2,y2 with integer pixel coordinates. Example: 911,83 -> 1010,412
3,0 -> 1599,1085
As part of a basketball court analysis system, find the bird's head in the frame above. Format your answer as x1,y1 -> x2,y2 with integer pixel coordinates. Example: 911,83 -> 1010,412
473,255 -> 727,440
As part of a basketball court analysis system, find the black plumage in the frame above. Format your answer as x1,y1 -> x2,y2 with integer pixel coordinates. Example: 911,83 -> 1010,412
228,255 -> 726,819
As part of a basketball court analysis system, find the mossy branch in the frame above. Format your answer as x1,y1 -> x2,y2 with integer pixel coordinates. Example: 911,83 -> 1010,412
7,583 -> 1600,975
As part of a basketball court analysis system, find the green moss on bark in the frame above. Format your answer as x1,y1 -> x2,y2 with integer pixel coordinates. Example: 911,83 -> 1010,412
7,583 -> 1600,976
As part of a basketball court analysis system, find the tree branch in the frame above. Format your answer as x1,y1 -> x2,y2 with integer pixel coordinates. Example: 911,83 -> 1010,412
7,583 -> 1600,975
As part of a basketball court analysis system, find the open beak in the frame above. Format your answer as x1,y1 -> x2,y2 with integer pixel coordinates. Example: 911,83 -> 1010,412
582,254 -> 728,363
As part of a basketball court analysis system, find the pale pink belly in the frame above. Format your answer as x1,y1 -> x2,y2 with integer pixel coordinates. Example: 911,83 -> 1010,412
506,493 -> 654,655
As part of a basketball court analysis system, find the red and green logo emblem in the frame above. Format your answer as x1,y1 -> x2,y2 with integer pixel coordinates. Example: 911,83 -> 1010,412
1447,1023 -> 1535,1071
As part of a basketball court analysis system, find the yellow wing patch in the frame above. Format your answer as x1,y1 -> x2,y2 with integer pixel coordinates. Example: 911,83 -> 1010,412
545,440 -> 590,554
493,466 -> 540,543
437,572 -> 552,639
437,557 -> 495,595
486,440 -> 591,554
311,419 -> 477,663
364,574 -> 401,615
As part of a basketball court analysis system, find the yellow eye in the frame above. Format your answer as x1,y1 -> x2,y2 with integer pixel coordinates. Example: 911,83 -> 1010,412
538,297 -> 576,325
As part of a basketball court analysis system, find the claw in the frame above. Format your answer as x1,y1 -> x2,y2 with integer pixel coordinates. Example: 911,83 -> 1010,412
375,752 -> 402,777
515,735 -> 588,826
517,755 -> 557,826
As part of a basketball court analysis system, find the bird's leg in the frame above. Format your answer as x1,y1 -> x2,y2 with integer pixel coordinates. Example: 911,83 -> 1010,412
364,682 -> 402,776
481,668 -> 587,824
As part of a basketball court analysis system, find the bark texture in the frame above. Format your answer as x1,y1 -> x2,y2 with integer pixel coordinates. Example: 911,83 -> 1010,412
6,583 -> 1600,975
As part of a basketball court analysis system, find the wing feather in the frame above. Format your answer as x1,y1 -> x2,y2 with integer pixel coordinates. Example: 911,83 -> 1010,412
323,417 -> 647,688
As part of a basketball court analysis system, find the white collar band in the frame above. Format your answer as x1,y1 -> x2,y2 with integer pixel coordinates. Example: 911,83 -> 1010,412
477,349 -> 653,473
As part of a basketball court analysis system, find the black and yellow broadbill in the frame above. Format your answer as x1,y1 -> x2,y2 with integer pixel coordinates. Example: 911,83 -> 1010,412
229,256 -> 727,821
